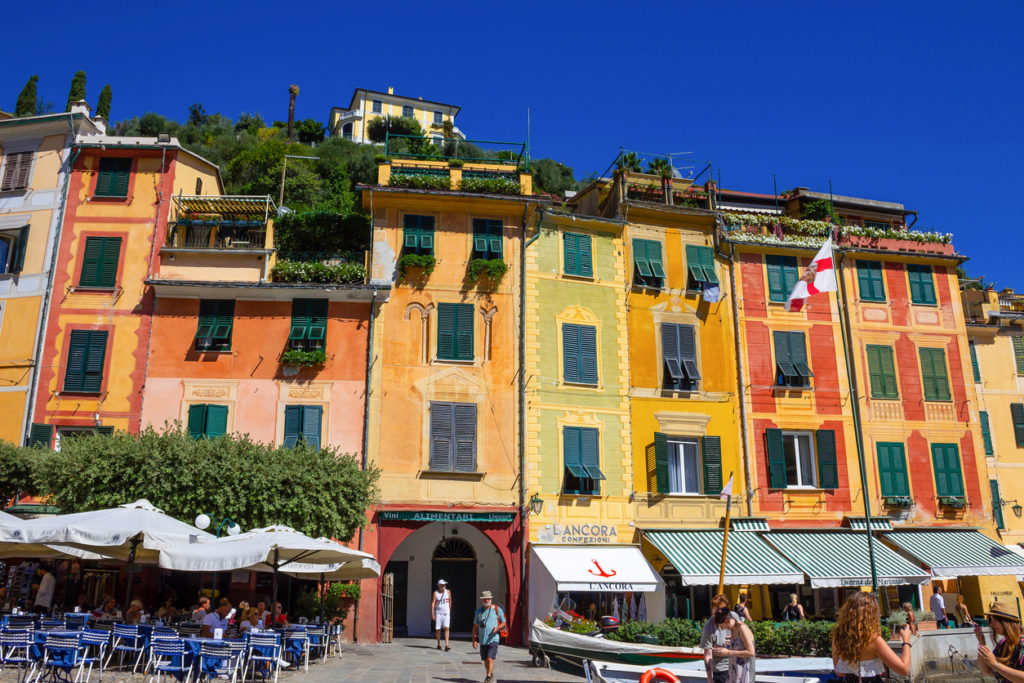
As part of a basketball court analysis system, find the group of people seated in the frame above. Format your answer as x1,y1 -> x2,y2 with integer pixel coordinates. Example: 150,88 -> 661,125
73,593 -> 290,632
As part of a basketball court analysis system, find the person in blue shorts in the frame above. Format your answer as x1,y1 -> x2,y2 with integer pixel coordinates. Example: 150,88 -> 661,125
472,590 -> 506,683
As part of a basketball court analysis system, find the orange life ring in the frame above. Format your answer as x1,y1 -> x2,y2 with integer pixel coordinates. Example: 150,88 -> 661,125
639,667 -> 680,683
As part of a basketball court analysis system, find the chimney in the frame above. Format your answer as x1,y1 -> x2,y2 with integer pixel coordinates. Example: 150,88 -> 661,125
70,100 -> 91,116
387,86 -> 394,95
93,116 -> 107,135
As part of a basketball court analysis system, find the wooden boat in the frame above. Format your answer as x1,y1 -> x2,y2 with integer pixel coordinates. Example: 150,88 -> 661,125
586,657 -> 831,683
529,619 -> 702,668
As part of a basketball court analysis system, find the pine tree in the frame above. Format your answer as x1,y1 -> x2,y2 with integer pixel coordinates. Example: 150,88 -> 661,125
15,75 -> 38,117
96,84 -> 112,120
65,71 -> 86,111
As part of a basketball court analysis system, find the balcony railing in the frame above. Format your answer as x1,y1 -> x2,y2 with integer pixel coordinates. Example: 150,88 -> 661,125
1000,293 -> 1024,316
166,220 -> 268,250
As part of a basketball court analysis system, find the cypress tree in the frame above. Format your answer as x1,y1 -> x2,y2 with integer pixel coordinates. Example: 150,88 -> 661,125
15,75 -> 38,117
65,71 -> 86,111
96,84 -> 112,120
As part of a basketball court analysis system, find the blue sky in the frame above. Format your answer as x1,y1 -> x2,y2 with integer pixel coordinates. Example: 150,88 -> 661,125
4,1 -> 1021,284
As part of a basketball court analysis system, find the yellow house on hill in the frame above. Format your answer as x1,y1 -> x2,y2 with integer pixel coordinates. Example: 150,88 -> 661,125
328,87 -> 463,143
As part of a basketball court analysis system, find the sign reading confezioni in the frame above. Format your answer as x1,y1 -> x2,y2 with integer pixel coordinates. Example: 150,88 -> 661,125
380,511 -> 515,523
541,523 -> 621,544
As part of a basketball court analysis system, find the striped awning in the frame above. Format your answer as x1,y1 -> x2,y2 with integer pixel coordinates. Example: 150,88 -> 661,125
845,517 -> 894,531
644,530 -> 802,586
731,518 -> 770,532
765,531 -> 930,588
174,196 -> 275,216
884,531 -> 1024,577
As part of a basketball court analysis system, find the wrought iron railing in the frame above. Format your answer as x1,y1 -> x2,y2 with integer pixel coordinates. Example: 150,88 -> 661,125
167,221 -> 268,249
999,294 -> 1024,315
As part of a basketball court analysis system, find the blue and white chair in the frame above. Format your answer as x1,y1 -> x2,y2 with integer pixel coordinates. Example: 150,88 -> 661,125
196,642 -> 241,683
303,625 -> 326,663
105,624 -> 146,674
0,630 -> 38,683
65,614 -> 91,631
76,628 -> 110,683
240,633 -> 280,683
146,638 -> 190,683
40,632 -> 84,683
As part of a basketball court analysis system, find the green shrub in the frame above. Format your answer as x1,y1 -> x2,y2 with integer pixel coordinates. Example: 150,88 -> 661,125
274,212 -> 370,253
271,259 -> 365,284
611,618 -> 837,656
397,253 -> 436,278
568,618 -> 599,634
466,258 -> 507,284
459,176 -> 521,194
448,159 -> 464,168
280,349 -> 327,366
390,173 -> 450,190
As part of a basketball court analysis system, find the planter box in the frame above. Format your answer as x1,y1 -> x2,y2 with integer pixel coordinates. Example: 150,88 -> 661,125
843,234 -> 956,256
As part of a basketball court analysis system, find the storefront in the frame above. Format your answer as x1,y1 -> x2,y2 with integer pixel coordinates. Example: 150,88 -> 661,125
527,545 -> 664,627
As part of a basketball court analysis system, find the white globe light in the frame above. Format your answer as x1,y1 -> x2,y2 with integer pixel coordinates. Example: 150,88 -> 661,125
195,514 -> 211,530
227,523 -> 241,536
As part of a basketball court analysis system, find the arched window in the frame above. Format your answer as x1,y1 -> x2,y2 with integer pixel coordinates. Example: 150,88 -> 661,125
432,537 -> 475,561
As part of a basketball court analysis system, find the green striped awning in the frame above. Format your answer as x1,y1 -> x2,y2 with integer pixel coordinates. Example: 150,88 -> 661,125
644,530 -> 802,586
765,531 -> 930,588
730,518 -> 770,532
846,517 -> 893,530
884,530 -> 1024,577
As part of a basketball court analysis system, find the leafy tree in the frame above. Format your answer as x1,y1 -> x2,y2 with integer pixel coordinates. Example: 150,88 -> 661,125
531,158 -> 577,196
96,84 -> 112,120
30,427 -> 379,541
365,115 -> 424,143
0,441 -> 39,504
800,199 -> 834,221
295,118 -> 325,145
65,71 -> 86,111
15,75 -> 38,117
188,103 -> 208,127
616,151 -> 642,173
646,157 -> 672,178
234,112 -> 265,136
274,212 -> 370,255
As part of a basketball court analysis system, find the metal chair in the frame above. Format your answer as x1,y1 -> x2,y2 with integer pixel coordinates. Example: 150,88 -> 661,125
39,620 -> 66,632
6,616 -> 36,631
303,625 -> 326,663
40,632 -> 84,683
325,624 -> 343,659
65,614 -> 90,631
76,629 -> 110,683
145,638 -> 190,683
282,630 -> 308,673
0,629 -> 38,683
196,642 -> 240,683
175,623 -> 200,638
105,624 -> 146,674
241,633 -> 280,683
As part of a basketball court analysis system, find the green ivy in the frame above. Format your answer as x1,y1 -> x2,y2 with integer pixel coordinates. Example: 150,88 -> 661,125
389,173 -> 450,190
271,259 -> 365,284
397,253 -> 436,278
466,258 -> 508,283
280,348 -> 327,366
459,176 -> 521,195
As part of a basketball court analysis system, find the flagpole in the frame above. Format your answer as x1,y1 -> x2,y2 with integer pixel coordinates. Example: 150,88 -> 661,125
717,472 -> 734,595
834,248 -> 880,595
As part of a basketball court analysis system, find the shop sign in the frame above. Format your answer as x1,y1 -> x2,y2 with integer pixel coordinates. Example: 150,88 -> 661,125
380,511 -> 515,523
540,522 -> 620,544
839,578 -> 906,587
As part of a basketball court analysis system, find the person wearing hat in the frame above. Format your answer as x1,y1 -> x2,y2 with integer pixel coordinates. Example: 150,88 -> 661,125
977,601 -> 1024,683
472,590 -> 506,683
431,579 -> 452,651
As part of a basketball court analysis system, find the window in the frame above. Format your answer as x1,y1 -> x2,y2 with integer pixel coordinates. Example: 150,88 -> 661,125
187,404 -> 228,438
685,244 -> 719,289
342,123 -> 353,140
765,429 -> 838,489
195,177 -> 203,195
766,254 -> 799,303
931,443 -> 964,498
563,426 -> 604,494
95,158 -> 131,198
857,260 -> 886,302
472,219 -> 503,260
865,220 -> 889,231
288,299 -> 327,350
1013,337 -> 1024,374
429,401 -> 477,472
877,442 -> 910,497
63,329 -> 108,393
437,302 -> 474,361
372,100 -> 382,114
563,233 -> 593,277
433,111 -> 443,125
562,323 -> 598,384
54,426 -> 113,451
918,347 -> 951,401
79,236 -> 121,288
907,264 -> 937,305
195,300 -> 234,351
402,105 -> 414,119
1011,404 -> 1024,447
866,344 -> 898,399
1,151 -> 33,191
969,340 -> 981,383
651,433 -> 723,495
992,480 -> 1006,530
980,410 -> 994,455
662,322 -> 700,391
403,214 -> 434,256
283,405 -> 323,449
0,227 -> 28,274
27,423 -> 54,448
773,330 -> 812,387
632,239 -> 665,288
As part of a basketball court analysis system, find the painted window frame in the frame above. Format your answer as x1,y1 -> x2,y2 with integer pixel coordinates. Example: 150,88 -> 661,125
195,299 -> 235,352
685,244 -> 719,290
94,157 -> 132,198
563,232 -> 593,278
773,330 -> 813,388
632,238 -> 665,289
288,298 -> 328,351
282,404 -> 323,450
402,214 -> 435,256
857,260 -> 887,302
907,264 -> 937,305
62,329 -> 108,394
187,404 -> 229,439
78,235 -> 122,288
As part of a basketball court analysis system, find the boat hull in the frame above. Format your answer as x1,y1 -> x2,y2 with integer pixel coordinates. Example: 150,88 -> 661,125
529,619 -> 703,667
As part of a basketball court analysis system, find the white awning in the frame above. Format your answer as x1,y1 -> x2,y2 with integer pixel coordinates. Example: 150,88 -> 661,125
532,545 -> 663,592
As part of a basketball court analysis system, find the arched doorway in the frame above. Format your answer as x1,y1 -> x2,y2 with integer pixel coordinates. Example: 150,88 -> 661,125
432,537 -> 476,632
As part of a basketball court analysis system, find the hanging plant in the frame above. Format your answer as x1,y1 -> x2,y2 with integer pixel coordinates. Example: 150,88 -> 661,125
280,349 -> 327,367
466,258 -> 507,284
397,253 -> 436,278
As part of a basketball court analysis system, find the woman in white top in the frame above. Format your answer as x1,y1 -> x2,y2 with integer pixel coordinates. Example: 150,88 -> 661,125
832,592 -> 912,683
431,579 -> 452,651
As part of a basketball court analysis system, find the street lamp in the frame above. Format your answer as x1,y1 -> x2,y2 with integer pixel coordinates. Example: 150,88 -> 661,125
195,514 -> 241,537
529,493 -> 544,516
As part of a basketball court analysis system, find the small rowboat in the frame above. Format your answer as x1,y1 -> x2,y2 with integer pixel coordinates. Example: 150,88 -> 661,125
586,657 -> 830,683
529,619 -> 702,668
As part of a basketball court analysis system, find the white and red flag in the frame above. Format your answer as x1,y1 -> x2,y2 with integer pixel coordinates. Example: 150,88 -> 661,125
720,474 -> 734,501
785,237 -> 838,312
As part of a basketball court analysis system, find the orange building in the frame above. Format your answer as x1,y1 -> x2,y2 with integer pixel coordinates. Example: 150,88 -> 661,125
29,135 -> 221,444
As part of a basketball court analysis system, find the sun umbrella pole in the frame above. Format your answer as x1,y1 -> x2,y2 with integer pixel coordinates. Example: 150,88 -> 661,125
123,534 -> 141,615
271,548 -> 279,626
319,572 -> 325,624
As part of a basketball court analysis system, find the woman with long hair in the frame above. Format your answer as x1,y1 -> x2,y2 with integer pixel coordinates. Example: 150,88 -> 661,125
832,592 -> 912,682
955,594 -> 976,628
977,601 -> 1024,682
782,593 -> 805,621
711,607 -> 755,683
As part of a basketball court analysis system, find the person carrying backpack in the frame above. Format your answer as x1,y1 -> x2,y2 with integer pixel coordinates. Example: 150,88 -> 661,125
472,590 -> 507,683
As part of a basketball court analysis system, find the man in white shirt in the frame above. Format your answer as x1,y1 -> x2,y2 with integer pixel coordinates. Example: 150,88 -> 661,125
930,584 -> 948,628
201,598 -> 233,638
33,566 -> 56,613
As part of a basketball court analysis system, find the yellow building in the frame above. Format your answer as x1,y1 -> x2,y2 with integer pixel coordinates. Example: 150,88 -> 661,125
0,103 -> 103,446
328,87 -> 463,143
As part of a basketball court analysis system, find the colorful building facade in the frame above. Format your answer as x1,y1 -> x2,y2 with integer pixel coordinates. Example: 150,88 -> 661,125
328,87 -> 463,143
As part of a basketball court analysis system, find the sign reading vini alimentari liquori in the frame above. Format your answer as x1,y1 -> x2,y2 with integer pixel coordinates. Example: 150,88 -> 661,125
380,511 -> 516,523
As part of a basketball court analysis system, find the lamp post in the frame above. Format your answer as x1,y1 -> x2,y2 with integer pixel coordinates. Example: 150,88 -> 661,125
195,514 -> 241,601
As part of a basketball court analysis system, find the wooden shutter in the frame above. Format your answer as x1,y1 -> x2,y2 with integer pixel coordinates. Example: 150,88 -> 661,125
920,348 -> 950,401
562,323 -> 580,383
858,261 -> 885,301
685,244 -> 705,284
580,427 -> 603,483
969,341 -> 981,383
1014,337 -> 1024,374
578,234 -> 593,277
300,405 -> 322,450
82,330 -> 107,392
700,246 -> 719,285
991,479 -> 1006,529
633,239 -> 652,278
1012,404 -> 1024,447
80,237 -> 104,286
27,423 -> 54,448
647,240 -> 665,278
437,304 -> 455,360
455,303 -> 474,360
289,299 -> 310,344
564,233 -> 578,275
11,226 -> 28,273
579,326 -> 598,384
430,402 -> 453,471
205,405 -> 229,438
766,255 -> 786,302
2,151 -> 33,191
64,330 -> 89,391
815,429 -> 839,489
908,265 -> 935,305
877,442 -> 909,497
1,154 -> 18,191
702,435 -> 723,494
781,257 -> 799,298
112,159 -> 130,197
653,432 -> 669,494
307,299 -> 328,347
679,324 -> 699,379
766,428 -> 787,489
932,444 -> 964,497
97,237 -> 120,287
283,405 -> 303,448
187,404 -> 208,438
453,403 -> 477,472
661,323 -> 682,389
867,345 -> 898,399
980,410 -> 994,454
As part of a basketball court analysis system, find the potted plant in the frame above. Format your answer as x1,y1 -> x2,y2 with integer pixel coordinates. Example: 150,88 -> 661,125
280,348 -> 327,376
466,258 -> 508,287
397,253 -> 436,285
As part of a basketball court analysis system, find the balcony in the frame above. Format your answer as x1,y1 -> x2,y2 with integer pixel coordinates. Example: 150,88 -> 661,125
1000,292 -> 1024,317
167,220 -> 268,250
621,171 -> 706,208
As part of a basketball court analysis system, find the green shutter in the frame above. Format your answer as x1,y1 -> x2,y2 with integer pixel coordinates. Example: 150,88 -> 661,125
686,244 -> 706,284
436,303 -> 473,361
815,430 -> 839,489
80,236 -> 119,287
980,410 -> 994,454
27,423 -> 54,448
95,426 -> 114,435
702,436 -> 723,494
430,402 -> 453,470
307,299 -> 327,347
579,325 -> 598,384
64,329 -> 106,393
633,239 -> 652,277
766,428 -> 787,489
992,479 -> 1006,530
562,323 -> 580,383
653,432 -> 669,494
205,405 -> 229,437
969,341 -> 981,383
290,299 -> 326,349
404,215 -> 434,255
564,233 -> 579,276
11,226 -> 28,274
187,404 -> 208,439
877,442 -> 910,497
1013,337 -> 1024,374
580,427 -> 603,483
563,426 -> 588,492
577,234 -> 593,277
766,255 -> 786,302
300,405 -> 322,449
97,237 -> 119,287
437,303 -> 455,360
455,303 -> 474,360
867,345 -> 898,399
1011,404 -> 1024,447
920,348 -> 951,401
932,443 -> 964,497
908,264 -> 936,305
857,260 -> 886,302
453,403 -> 477,472
95,158 -> 131,198
472,219 -> 502,260
283,405 -> 303,447
699,246 -> 719,285
647,240 -> 665,278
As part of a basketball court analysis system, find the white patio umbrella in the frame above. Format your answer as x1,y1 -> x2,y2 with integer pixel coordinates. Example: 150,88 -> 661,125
285,556 -> 380,623
0,509 -> 112,561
